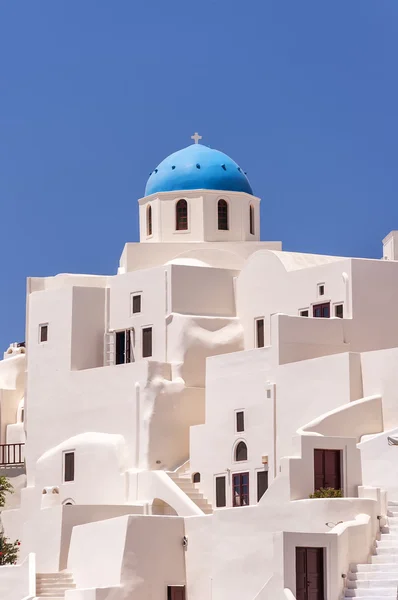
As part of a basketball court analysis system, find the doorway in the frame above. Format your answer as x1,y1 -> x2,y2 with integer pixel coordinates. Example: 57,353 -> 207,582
314,449 -> 342,492
167,586 -> 185,600
296,547 -> 324,600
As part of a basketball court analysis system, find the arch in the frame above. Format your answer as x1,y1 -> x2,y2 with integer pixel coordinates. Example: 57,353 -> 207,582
192,472 -> 201,483
63,498 -> 75,506
176,199 -> 188,231
151,498 -> 178,516
217,199 -> 229,231
249,204 -> 255,235
146,204 -> 152,236
235,441 -> 248,462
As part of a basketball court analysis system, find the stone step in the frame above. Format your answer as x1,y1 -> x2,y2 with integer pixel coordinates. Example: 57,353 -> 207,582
344,596 -> 397,600
354,564 -> 398,573
37,584 -> 76,591
347,579 -> 398,589
372,555 -> 398,564
350,572 -> 398,581
375,547 -> 398,555
37,573 -> 73,580
345,590 -> 397,598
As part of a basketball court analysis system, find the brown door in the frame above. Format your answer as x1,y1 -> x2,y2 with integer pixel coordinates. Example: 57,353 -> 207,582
296,547 -> 324,600
314,449 -> 341,492
168,586 -> 185,600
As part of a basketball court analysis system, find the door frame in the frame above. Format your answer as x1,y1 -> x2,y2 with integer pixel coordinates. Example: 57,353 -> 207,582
313,448 -> 344,495
295,546 -> 325,600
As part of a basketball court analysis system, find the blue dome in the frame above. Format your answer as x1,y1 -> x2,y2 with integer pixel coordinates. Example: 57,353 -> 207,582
145,144 -> 253,196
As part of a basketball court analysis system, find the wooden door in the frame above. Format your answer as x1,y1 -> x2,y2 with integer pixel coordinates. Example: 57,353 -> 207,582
314,449 -> 341,492
296,547 -> 324,600
167,586 -> 185,600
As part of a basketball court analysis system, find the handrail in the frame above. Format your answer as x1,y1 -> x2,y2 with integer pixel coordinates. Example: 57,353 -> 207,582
0,443 -> 25,466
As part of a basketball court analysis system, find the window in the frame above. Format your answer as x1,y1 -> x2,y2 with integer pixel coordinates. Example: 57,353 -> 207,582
236,411 -> 245,433
335,304 -> 344,318
192,472 -> 201,483
167,586 -> 186,600
146,204 -> 152,236
39,324 -> 48,343
20,409 -> 24,423
131,294 -> 141,314
299,309 -> 309,317
318,283 -> 325,296
313,303 -> 330,318
115,330 -> 134,365
217,199 -> 229,230
142,327 -> 153,358
63,452 -> 75,482
255,318 -> 265,348
257,470 -> 268,501
249,205 -> 255,235
215,476 -> 226,507
176,199 -> 188,231
235,441 -> 248,462
233,472 -> 249,506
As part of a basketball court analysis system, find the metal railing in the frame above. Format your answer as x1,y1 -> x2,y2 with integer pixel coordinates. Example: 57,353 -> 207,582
0,444 -> 25,466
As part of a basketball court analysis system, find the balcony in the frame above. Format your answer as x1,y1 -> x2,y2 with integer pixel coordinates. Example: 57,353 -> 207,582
0,443 -> 25,467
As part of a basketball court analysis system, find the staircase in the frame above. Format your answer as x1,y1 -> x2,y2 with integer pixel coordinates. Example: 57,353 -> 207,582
345,502 -> 398,599
36,572 -> 76,599
168,471 -> 213,514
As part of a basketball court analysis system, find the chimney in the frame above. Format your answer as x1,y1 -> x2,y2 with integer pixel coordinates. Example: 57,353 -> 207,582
382,231 -> 398,260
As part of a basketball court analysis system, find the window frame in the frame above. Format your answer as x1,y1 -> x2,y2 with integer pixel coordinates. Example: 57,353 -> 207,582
234,440 -> 248,463
317,283 -> 325,297
255,317 -> 265,348
235,410 -> 245,433
312,302 -> 331,318
115,329 -> 134,365
232,471 -> 250,507
299,308 -> 309,317
249,204 -> 255,235
131,293 -> 142,315
215,474 -> 226,508
256,469 -> 269,502
175,199 -> 188,232
142,326 -> 153,358
39,323 -> 49,343
192,472 -> 201,484
146,204 -> 152,237
334,303 -> 344,318
63,450 -> 75,483
217,198 -> 229,231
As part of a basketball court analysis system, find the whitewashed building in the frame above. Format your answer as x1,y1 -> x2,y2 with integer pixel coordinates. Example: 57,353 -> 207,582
1,136 -> 398,600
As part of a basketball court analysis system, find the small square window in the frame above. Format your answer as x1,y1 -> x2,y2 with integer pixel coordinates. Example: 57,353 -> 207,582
236,411 -> 244,433
39,324 -> 48,343
63,451 -> 75,482
131,294 -> 141,314
335,304 -> 344,318
266,389 -> 272,399
299,309 -> 309,317
318,284 -> 325,296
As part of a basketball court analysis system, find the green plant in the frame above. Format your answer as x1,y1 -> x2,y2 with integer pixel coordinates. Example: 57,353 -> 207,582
309,487 -> 343,499
0,477 -> 13,508
0,532 -> 20,565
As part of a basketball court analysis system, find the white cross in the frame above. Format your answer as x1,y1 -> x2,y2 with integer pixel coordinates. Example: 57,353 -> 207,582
191,132 -> 202,144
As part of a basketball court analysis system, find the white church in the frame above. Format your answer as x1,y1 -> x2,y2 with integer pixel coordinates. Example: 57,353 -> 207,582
1,134 -> 398,600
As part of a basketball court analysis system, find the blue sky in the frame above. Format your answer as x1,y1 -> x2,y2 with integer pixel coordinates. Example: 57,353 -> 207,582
0,1 -> 397,349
